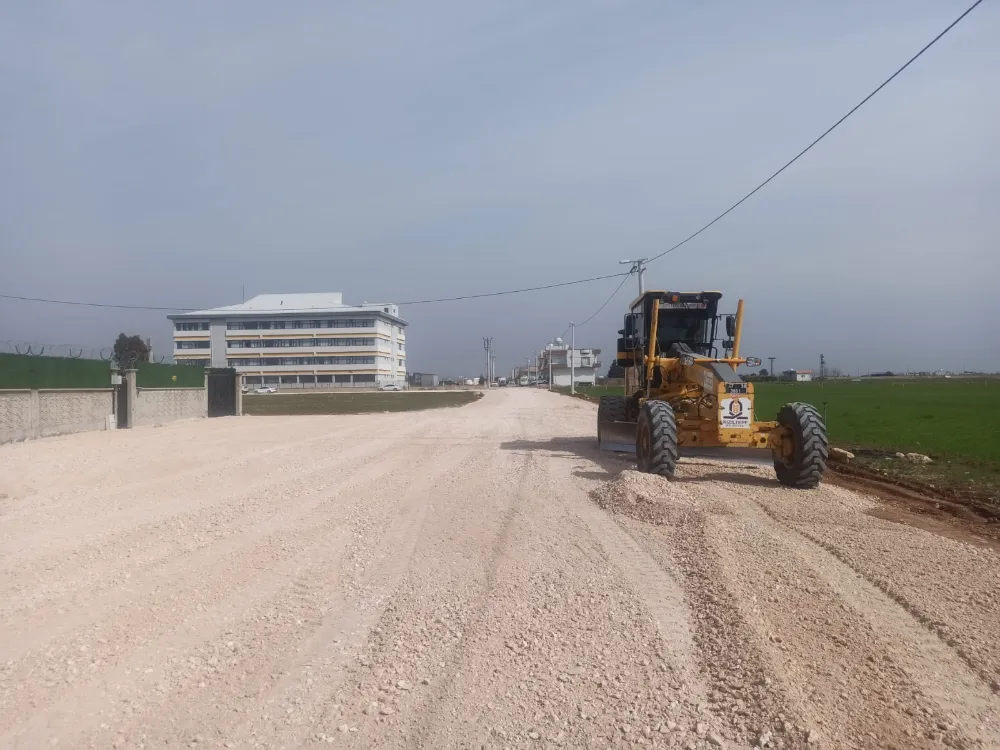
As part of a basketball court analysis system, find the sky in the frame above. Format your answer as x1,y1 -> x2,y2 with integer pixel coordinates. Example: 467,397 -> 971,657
1,0 -> 997,377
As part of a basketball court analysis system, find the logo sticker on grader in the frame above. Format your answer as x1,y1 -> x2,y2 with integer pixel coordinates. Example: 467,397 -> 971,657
720,397 -> 752,428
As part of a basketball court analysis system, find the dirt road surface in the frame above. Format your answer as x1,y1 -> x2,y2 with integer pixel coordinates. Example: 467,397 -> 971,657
2,388 -> 999,749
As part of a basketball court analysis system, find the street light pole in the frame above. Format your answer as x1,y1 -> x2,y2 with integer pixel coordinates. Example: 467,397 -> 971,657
547,343 -> 553,391
483,338 -> 492,388
619,258 -> 647,296
570,322 -> 576,395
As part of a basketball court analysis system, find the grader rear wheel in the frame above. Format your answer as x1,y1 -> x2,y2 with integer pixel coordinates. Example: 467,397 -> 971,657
636,400 -> 679,478
773,402 -> 828,488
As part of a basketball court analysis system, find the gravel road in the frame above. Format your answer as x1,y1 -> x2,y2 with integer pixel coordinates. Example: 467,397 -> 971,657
2,388 -> 999,749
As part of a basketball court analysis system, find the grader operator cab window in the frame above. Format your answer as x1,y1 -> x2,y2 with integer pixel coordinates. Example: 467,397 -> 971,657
656,310 -> 712,356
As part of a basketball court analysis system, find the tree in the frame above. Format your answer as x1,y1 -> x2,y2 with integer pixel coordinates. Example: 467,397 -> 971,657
758,368 -> 769,378
607,360 -> 625,378
113,333 -> 150,367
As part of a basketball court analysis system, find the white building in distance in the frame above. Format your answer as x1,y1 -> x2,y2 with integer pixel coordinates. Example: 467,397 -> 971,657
539,343 -> 602,387
168,293 -> 407,387
781,369 -> 813,382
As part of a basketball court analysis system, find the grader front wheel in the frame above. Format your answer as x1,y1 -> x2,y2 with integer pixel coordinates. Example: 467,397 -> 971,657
773,402 -> 828,488
636,400 -> 679,478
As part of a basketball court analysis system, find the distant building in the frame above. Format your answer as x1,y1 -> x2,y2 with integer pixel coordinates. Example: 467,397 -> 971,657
409,372 -> 439,387
781,369 -> 813,382
539,345 -> 602,387
168,293 -> 407,387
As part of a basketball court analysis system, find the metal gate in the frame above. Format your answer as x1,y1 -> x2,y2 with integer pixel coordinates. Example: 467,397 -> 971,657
116,379 -> 129,428
207,368 -> 238,417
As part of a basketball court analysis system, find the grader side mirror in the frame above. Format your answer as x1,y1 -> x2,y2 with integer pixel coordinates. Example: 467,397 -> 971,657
725,315 -> 736,338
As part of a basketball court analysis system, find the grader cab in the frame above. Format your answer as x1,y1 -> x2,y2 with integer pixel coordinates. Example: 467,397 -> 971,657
598,290 -> 828,488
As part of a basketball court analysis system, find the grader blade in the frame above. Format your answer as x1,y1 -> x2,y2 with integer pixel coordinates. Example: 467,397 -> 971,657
598,420 -> 637,454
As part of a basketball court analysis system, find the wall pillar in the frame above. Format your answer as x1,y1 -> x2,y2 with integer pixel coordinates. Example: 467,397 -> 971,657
123,369 -> 137,429
28,389 -> 41,436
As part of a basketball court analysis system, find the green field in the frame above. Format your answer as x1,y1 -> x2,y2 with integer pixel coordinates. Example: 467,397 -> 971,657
563,379 -> 1000,471
243,390 -> 481,416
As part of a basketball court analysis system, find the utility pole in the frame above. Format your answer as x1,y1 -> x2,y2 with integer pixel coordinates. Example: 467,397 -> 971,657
547,343 -> 553,391
570,322 -> 576,395
768,357 -> 776,378
483,338 -> 493,388
819,353 -> 826,381
619,258 -> 647,296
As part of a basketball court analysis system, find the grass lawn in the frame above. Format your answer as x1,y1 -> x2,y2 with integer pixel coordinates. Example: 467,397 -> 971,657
563,379 -> 1000,499
243,390 -> 482,416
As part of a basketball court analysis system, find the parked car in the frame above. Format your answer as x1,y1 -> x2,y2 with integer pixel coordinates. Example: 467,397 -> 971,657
254,386 -> 277,394
379,383 -> 403,391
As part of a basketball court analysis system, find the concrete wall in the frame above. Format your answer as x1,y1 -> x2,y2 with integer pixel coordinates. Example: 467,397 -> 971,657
134,387 -> 207,427
0,389 -> 113,443
0,390 -> 32,441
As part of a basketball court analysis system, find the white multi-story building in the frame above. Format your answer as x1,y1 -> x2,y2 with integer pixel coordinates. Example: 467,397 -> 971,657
168,293 -> 407,387
539,343 -> 602,387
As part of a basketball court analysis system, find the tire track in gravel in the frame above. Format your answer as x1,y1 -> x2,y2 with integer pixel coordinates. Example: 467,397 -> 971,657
0,427 -> 422,617
656,460 -> 1000,749
738,493 -> 1000,748
125,442 -> 479,750
595,499 -> 808,748
291,417 -> 522,748
0,418 -> 402,563
1,458 -> 409,746
0,417 -> 370,525
0,434 -> 416,661
405,449 -> 532,749
754,491 -> 1000,696
0,436 -> 463,749
571,486 -> 707,700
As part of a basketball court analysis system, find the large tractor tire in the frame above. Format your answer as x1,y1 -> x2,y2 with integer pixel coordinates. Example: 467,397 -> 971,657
636,400 -> 679,477
597,395 -> 628,447
773,402 -> 828,488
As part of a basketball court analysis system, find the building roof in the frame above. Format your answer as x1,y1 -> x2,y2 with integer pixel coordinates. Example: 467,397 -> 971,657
169,293 -> 407,324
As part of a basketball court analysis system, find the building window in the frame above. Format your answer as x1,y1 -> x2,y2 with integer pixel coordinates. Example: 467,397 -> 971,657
175,321 -> 209,331
228,337 -> 375,349
176,340 -> 210,349
177,358 -> 210,367
227,321 -> 286,330
355,374 -> 376,383
227,355 -> 376,367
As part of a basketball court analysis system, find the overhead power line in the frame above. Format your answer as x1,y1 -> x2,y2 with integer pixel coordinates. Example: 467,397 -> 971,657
394,271 -> 630,306
575,271 -> 634,329
0,293 -> 196,311
0,271 -> 632,314
646,0 -> 983,265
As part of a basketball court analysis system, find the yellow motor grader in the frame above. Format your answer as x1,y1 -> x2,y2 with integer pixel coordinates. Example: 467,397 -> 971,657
598,290 -> 828,488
